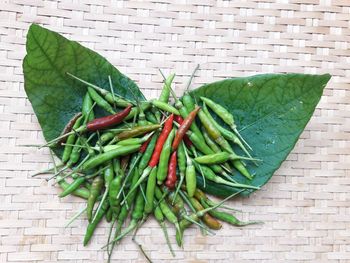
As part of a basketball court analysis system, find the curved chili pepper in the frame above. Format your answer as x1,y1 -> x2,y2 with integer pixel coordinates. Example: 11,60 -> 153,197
165,151 -> 177,190
82,92 -> 95,122
152,100 -> 180,115
172,107 -> 200,151
88,86 -> 115,114
148,114 -> 174,167
86,105 -> 132,132
173,115 -> 192,147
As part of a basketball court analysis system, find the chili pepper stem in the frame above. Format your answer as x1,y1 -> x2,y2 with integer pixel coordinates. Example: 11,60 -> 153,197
179,190 -> 210,235
92,189 -> 109,223
46,166 -> 69,182
200,190 -> 244,214
40,126 -> 85,148
185,64 -> 200,92
64,206 -> 87,228
190,147 -> 206,188
182,214 -> 215,236
31,163 -> 64,177
116,154 -> 142,199
109,220 -> 138,244
139,184 -> 147,203
132,238 -> 153,263
120,167 -> 151,205
172,174 -> 185,205
205,199 -> 242,212
67,72 -> 131,103
159,221 -> 175,257
106,218 -> 116,256
232,126 -> 252,151
220,171 -> 237,183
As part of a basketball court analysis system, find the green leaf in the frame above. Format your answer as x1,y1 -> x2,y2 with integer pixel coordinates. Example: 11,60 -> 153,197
23,24 -> 144,157
190,73 -> 331,197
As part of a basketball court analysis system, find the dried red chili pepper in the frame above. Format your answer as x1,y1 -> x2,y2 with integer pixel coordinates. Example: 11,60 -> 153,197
165,151 -> 177,189
172,107 -> 200,151
86,105 -> 132,132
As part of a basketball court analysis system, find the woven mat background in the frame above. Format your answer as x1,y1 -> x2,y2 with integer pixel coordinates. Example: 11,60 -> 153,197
1,1 -> 350,262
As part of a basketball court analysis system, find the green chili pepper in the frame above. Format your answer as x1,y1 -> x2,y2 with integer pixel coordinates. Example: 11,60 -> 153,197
182,92 -> 195,112
156,129 -> 176,184
202,103 -> 252,157
117,135 -> 151,147
112,167 -> 141,247
109,175 -> 122,217
184,146 -> 196,197
66,136 -> 83,166
62,116 -> 83,163
87,176 -> 104,222
200,200 -> 261,226
82,92 -> 95,122
159,73 -> 175,103
155,187 -> 180,234
83,198 -> 109,246
155,73 -> 175,121
175,213 -> 197,247
87,86 -> 115,114
186,130 -> 232,177
104,162 -> 114,188
112,158 -> 121,175
139,132 -> 158,171
195,152 -> 259,165
200,96 -> 251,150
57,175 -> 90,199
177,142 -> 186,177
80,144 -> 141,172
106,207 -> 113,222
59,176 -> 85,198
197,108 -> 253,180
193,162 -> 259,190
201,127 -> 232,171
201,127 -> 221,153
144,167 -> 157,214
151,100 -> 180,115
112,185 -> 146,243
145,111 -> 158,124
173,141 -> 186,202
66,72 -> 131,108
153,202 -> 175,256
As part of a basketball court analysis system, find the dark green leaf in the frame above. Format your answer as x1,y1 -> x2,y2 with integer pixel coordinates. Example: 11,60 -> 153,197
23,24 -> 144,157
191,73 -> 331,197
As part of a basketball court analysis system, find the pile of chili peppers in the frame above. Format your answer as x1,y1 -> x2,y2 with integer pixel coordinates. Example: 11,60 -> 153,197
35,71 -> 262,262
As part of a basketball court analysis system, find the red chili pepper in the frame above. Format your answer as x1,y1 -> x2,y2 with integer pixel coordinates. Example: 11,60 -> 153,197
140,135 -> 152,153
174,115 -> 192,147
148,114 -> 174,167
165,151 -> 177,189
86,105 -> 132,132
172,107 -> 200,151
